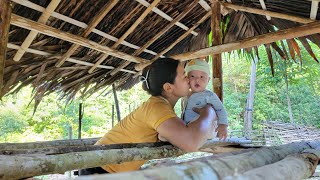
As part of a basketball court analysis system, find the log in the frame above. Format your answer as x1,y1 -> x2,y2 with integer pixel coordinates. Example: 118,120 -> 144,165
223,149 -> 320,180
0,138 -> 250,155
0,0 -> 11,90
171,21 -> 320,61
0,137 -> 99,150
76,140 -> 320,180
10,14 -> 148,64
0,145 -> 185,179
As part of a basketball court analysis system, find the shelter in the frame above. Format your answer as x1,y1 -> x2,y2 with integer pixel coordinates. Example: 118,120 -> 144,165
1,0 -> 320,179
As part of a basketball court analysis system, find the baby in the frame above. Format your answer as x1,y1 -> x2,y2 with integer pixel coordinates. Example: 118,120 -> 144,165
183,59 -> 228,140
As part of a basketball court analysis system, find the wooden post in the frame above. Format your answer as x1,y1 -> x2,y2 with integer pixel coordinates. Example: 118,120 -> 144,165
0,0 -> 12,91
244,56 -> 258,134
211,0 -> 223,101
78,103 -> 84,139
112,84 -> 121,122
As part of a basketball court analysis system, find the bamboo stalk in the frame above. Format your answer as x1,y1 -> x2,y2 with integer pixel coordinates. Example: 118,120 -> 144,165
222,2 -> 314,24
13,0 -> 61,62
171,20 -> 320,61
10,14 -> 148,64
55,0 -> 119,67
0,0 -> 12,91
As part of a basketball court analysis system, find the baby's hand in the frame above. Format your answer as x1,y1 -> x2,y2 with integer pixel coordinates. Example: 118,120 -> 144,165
215,124 -> 228,140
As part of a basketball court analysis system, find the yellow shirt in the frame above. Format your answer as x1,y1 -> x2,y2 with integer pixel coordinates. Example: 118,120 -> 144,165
95,96 -> 176,173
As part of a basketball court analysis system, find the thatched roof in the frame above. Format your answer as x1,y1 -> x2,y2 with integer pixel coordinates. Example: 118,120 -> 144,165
1,0 -> 320,105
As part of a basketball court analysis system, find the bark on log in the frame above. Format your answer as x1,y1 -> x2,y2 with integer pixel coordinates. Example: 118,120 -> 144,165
0,145 -> 184,179
223,149 -> 320,180
77,140 -> 319,180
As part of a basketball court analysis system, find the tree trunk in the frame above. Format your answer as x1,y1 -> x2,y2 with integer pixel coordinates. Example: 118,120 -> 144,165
211,0 -> 223,101
284,61 -> 294,123
112,83 -> 121,121
78,141 -> 319,180
244,57 -> 257,133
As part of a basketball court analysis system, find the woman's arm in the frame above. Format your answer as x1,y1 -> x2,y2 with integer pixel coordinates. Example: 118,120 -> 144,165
156,104 -> 216,152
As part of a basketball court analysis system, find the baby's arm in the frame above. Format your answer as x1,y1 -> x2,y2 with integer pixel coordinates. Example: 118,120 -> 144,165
206,92 -> 228,140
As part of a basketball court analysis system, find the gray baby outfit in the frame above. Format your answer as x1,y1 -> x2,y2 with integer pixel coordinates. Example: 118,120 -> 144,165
183,90 -> 228,125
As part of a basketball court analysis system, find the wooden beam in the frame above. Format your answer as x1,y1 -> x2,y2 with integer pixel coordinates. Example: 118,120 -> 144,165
171,20 -> 320,61
55,0 -> 119,67
0,0 -> 11,90
211,0 -> 223,101
13,0 -> 61,62
10,14 -> 148,64
109,0 -> 200,76
135,0 -> 199,36
310,1 -> 319,20
7,43 -> 136,74
11,0 -> 161,58
222,2 -> 315,24
135,11 -> 212,72
88,0 -> 161,73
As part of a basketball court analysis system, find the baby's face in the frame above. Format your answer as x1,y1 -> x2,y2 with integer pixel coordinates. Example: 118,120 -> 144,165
188,70 -> 209,93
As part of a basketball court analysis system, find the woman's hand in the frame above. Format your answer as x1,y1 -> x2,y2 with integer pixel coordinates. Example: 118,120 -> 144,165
216,124 -> 228,140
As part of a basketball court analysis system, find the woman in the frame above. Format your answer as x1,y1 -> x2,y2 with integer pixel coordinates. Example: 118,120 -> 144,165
83,58 -> 217,174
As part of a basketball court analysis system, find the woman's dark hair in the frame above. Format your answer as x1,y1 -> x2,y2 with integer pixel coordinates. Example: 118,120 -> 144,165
141,58 -> 179,96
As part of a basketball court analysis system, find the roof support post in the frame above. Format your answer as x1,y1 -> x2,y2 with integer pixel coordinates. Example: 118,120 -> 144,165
211,0 -> 223,101
0,0 -> 12,92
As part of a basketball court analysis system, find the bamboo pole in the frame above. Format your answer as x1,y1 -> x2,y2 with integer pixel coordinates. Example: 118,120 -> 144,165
211,0 -> 223,101
110,0 -> 201,76
0,0 -> 11,91
10,14 -> 148,64
222,2 -> 314,24
76,141 -> 320,180
13,0 -> 61,62
55,0 -> 119,67
88,0 -> 161,73
112,84 -> 121,122
171,20 -> 320,61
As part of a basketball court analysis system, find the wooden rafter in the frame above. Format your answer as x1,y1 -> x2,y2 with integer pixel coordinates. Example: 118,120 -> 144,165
222,2 -> 315,24
135,0 -> 199,36
11,0 -> 162,59
11,14 -> 148,64
7,43 -> 136,74
55,0 -> 119,67
171,20 -> 320,61
88,0 -> 161,73
109,0 -> 201,76
135,11 -> 212,72
13,0 -> 61,62
0,0 -> 12,91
